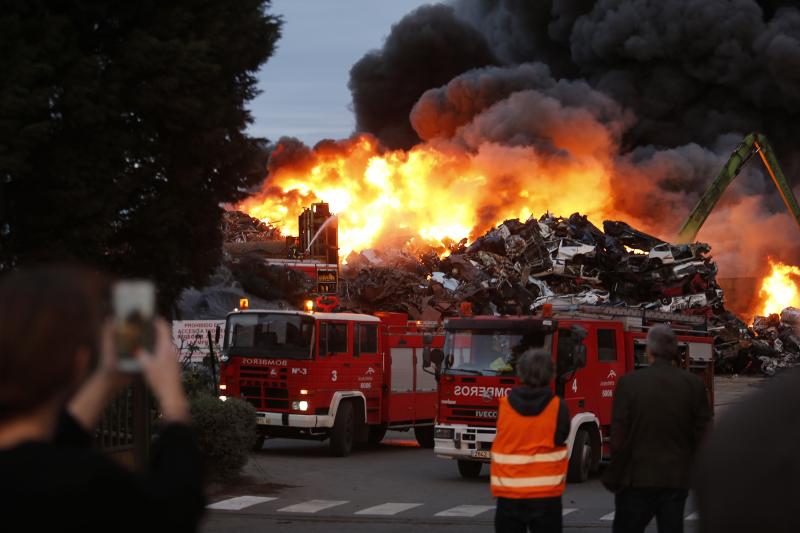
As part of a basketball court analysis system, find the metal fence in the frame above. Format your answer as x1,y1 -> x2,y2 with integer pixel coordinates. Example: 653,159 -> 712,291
94,379 -> 151,469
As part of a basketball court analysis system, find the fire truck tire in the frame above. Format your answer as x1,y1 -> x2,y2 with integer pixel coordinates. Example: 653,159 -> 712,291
367,424 -> 388,445
329,401 -> 355,457
414,426 -> 435,449
457,460 -> 483,478
567,428 -> 592,483
252,435 -> 266,452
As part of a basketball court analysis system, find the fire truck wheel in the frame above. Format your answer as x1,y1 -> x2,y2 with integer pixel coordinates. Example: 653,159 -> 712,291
414,426 -> 435,449
367,424 -> 388,445
252,435 -> 266,452
457,460 -> 483,478
329,401 -> 355,457
567,429 -> 592,483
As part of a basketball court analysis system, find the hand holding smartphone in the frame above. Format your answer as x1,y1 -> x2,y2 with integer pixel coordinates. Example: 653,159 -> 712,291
112,280 -> 156,372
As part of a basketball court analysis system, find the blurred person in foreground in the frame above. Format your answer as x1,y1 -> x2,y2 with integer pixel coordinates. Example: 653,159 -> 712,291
491,349 -> 571,533
0,266 -> 204,532
694,364 -> 800,532
603,324 -> 711,533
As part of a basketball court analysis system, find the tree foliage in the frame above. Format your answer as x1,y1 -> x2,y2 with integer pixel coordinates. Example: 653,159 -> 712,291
0,0 -> 281,309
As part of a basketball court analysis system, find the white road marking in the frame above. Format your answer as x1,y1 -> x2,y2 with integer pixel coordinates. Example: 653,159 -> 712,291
278,500 -> 349,514
435,505 -> 494,517
562,508 -> 578,516
686,511 -> 699,520
207,496 -> 276,511
600,511 -> 616,521
355,502 -> 423,515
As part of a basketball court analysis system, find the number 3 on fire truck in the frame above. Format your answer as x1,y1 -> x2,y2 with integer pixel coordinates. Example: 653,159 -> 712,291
331,370 -> 338,382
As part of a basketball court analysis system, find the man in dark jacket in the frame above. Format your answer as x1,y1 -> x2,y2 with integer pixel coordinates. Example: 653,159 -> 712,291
603,324 -> 711,533
491,349 -> 571,533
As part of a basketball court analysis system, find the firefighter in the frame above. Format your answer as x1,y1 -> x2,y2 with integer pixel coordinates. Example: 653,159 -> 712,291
491,349 -> 571,533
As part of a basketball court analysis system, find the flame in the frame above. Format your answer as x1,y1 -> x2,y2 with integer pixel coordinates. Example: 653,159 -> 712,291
238,134 -> 621,259
757,260 -> 800,316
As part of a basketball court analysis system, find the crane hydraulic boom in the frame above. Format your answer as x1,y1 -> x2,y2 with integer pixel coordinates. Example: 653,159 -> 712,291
677,132 -> 800,243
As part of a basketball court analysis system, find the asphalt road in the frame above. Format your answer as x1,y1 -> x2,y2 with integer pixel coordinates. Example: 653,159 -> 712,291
201,376 -> 764,533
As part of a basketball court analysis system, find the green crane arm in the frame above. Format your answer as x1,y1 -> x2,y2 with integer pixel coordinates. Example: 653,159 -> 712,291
677,132 -> 800,243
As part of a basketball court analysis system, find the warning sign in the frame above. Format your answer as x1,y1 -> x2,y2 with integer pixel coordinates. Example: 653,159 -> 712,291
172,320 -> 226,362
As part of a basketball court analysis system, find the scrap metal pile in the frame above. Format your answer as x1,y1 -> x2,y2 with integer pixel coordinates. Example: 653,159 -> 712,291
739,308 -> 800,376
223,210 -> 281,243
342,213 -> 722,319
339,213 -> 795,375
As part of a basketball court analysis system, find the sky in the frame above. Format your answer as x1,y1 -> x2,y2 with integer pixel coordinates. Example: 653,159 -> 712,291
247,0 -> 439,146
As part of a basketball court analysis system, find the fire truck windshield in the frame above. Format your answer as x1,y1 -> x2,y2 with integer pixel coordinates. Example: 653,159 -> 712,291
443,328 -> 549,376
226,313 -> 314,359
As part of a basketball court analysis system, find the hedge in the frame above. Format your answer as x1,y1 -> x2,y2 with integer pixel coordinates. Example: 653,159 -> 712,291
190,394 -> 256,481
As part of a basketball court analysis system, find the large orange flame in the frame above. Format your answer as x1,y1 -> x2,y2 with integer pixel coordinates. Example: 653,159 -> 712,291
237,134 -> 620,259
757,260 -> 800,316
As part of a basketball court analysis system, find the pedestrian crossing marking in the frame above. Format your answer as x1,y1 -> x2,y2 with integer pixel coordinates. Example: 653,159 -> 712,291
278,499 -> 349,513
205,495 -> 704,523
207,496 -> 276,510
355,502 -> 423,515
435,505 -> 494,517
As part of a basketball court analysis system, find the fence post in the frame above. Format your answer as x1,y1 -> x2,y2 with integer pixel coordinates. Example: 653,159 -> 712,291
132,377 -> 151,470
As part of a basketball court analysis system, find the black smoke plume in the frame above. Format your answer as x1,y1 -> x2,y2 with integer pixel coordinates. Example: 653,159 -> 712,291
348,4 -> 497,150
346,0 -> 800,278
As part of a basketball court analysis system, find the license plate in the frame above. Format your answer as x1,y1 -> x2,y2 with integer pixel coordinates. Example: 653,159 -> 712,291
472,450 -> 491,459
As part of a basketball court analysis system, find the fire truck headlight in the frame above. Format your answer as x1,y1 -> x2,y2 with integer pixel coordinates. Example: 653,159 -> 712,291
219,395 -> 228,402
219,384 -> 227,390
292,400 -> 309,412
434,427 -> 454,440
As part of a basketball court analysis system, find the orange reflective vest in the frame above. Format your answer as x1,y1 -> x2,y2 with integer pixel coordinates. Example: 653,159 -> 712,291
490,395 -> 568,499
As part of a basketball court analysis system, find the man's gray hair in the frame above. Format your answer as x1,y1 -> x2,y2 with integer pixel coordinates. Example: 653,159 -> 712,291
516,349 -> 554,388
647,324 -> 678,361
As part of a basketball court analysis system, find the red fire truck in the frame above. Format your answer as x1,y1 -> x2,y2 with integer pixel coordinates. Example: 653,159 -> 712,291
430,305 -> 714,481
218,306 -> 444,456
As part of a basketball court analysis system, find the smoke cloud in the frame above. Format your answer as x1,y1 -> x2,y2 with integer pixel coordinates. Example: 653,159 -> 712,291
341,0 -> 800,277
348,4 -> 497,150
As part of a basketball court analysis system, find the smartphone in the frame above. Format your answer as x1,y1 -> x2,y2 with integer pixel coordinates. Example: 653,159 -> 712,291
112,280 -> 156,372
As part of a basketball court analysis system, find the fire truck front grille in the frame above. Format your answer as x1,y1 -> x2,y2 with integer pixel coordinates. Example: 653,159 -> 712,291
442,405 -> 498,425
264,387 -> 289,410
236,365 -> 289,411
240,366 -> 288,377
265,387 -> 289,398
241,386 -> 261,397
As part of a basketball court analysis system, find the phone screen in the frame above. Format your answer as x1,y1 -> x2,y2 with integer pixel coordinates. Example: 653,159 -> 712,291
113,280 -> 155,372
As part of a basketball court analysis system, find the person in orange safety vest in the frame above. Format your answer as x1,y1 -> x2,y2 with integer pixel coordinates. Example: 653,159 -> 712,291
491,349 -> 571,533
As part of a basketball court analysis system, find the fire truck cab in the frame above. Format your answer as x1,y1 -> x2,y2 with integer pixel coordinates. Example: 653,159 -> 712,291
219,308 -> 444,456
432,306 -> 714,481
